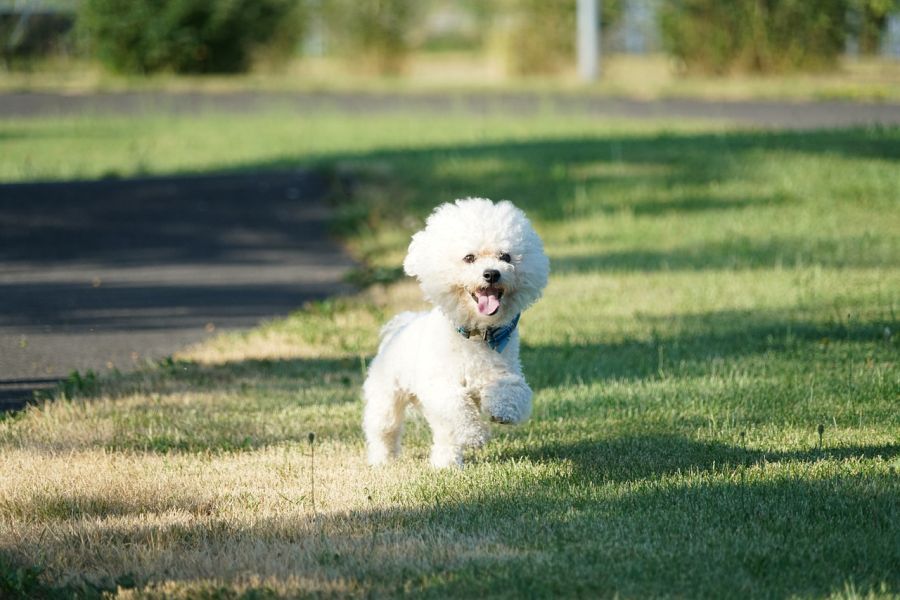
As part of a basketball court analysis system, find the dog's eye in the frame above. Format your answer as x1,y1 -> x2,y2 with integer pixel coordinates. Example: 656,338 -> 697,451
463,254 -> 475,263
499,253 -> 511,263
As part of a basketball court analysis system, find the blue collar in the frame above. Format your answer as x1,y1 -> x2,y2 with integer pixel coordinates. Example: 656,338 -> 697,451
457,313 -> 520,353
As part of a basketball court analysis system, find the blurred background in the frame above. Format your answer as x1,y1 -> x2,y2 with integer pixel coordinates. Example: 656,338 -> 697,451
2,0 -> 900,98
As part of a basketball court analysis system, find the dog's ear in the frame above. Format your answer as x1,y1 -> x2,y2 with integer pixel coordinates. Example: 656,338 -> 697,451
403,230 -> 427,279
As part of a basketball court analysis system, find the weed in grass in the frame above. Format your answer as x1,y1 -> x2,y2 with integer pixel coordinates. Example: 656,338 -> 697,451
60,369 -> 99,399
309,431 -> 317,514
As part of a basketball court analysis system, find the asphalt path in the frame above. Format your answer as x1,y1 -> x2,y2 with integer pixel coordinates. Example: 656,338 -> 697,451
0,171 -> 354,410
2,90 -> 900,128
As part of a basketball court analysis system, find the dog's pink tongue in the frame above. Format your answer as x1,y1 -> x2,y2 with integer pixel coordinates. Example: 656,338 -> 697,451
477,293 -> 501,315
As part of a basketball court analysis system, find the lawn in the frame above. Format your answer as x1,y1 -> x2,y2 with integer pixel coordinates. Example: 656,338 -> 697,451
0,109 -> 898,598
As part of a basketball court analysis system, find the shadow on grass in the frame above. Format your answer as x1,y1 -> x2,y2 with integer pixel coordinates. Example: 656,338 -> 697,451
32,355 -> 365,402
2,433 -> 897,597
523,308 -> 897,390
56,305 -> 892,402
623,191 -> 789,217
153,356 -> 365,390
16,304 -> 890,453
3,127 -> 896,276
407,470 -> 899,598
497,433 -> 900,485
308,126 -> 900,283
317,126 -> 900,227
551,234 -> 897,273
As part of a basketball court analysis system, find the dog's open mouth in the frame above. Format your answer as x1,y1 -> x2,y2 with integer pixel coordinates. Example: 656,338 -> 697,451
471,286 -> 503,316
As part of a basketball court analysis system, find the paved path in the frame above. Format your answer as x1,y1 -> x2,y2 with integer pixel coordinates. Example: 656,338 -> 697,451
0,171 -> 354,410
2,91 -> 900,128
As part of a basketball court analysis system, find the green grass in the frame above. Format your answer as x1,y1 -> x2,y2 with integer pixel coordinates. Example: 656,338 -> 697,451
0,111 -> 713,183
0,110 -> 898,598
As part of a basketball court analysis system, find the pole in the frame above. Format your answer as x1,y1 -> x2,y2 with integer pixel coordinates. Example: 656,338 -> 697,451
577,0 -> 600,81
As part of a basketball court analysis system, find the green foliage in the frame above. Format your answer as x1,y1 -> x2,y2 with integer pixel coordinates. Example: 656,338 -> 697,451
59,369 -> 99,399
660,0 -> 848,74
851,0 -> 900,54
0,12 -> 76,69
77,0 -> 306,74
506,0 -> 622,75
322,0 -> 423,74
506,0 -> 575,75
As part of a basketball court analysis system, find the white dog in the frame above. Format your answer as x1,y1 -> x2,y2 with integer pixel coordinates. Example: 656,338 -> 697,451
363,198 -> 549,468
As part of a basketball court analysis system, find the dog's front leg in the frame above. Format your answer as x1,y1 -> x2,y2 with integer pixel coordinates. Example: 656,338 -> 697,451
481,374 -> 532,425
419,390 -> 487,468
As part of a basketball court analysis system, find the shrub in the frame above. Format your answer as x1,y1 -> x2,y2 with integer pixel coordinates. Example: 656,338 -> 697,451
506,0 -> 622,75
0,11 -> 76,69
851,0 -> 900,54
660,0 -> 848,74
321,0 -> 423,74
78,0 -> 306,74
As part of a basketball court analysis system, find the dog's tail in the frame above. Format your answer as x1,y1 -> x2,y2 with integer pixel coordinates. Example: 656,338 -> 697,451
378,311 -> 419,350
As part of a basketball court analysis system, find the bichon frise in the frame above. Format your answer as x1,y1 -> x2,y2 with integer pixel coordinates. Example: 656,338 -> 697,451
363,198 -> 549,468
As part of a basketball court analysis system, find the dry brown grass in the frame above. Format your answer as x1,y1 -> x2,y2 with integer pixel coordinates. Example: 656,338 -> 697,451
0,436 -> 560,597
4,53 -> 899,102
1,443 -> 413,593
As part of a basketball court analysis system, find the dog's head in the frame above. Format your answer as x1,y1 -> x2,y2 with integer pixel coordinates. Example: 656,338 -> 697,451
404,198 -> 549,330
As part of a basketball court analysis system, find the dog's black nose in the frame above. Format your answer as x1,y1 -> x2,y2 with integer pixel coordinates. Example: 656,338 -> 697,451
483,269 -> 500,284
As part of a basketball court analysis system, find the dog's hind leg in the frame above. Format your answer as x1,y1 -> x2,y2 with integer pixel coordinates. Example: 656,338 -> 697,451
363,377 -> 407,465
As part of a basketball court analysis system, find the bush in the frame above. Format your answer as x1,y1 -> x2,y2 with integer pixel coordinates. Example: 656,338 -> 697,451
506,0 -> 622,75
78,0 -> 306,74
660,0 -> 848,74
321,0 -> 423,74
505,0 -> 574,75
1,11 -> 76,70
851,0 -> 900,54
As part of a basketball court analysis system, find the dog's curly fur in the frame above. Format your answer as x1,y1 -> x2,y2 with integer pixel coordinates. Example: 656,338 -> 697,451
363,198 -> 549,468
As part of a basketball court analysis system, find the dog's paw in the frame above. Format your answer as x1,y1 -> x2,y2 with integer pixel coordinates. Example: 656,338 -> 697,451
483,379 -> 532,425
488,404 -> 527,425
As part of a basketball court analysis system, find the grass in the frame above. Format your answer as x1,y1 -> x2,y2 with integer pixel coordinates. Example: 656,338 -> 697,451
0,108 -> 898,598
0,111 -> 707,184
3,53 -> 900,102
